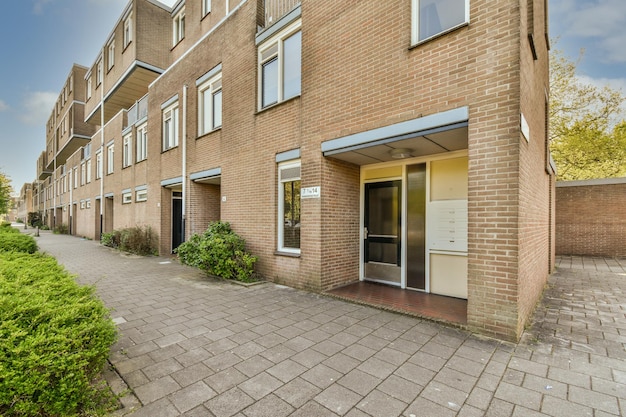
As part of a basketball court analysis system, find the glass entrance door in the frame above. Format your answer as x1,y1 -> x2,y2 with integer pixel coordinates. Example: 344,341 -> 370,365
364,181 -> 402,285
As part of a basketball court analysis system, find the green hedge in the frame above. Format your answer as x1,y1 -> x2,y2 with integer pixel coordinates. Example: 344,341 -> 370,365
0,252 -> 117,416
101,225 -> 159,256
0,232 -> 38,253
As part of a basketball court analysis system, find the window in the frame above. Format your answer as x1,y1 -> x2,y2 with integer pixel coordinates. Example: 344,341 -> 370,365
73,168 -> 78,189
202,0 -> 211,16
162,103 -> 179,150
86,199 -> 91,209
136,123 -> 148,161
107,144 -> 114,174
124,13 -> 133,47
278,160 -> 301,252
80,200 -> 85,209
411,0 -> 469,44
96,59 -> 103,86
107,39 -> 115,70
173,7 -> 185,45
198,71 -> 222,135
96,151 -> 102,179
122,192 -> 132,204
136,189 -> 148,202
87,77 -> 92,100
81,163 -> 86,185
86,159 -> 92,183
123,134 -> 132,167
258,20 -> 301,109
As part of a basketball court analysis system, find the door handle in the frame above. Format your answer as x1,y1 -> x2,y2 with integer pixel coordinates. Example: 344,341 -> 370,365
364,227 -> 368,239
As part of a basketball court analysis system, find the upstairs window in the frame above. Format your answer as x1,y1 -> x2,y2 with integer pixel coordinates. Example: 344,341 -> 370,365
173,7 -> 185,45
136,123 -> 148,161
162,102 -> 179,151
124,13 -> 133,48
411,0 -> 469,44
202,0 -> 211,17
123,134 -> 132,168
258,20 -> 301,109
107,144 -> 114,174
87,77 -> 92,100
107,39 -> 115,70
95,151 -> 102,180
96,59 -> 103,86
198,69 -> 222,135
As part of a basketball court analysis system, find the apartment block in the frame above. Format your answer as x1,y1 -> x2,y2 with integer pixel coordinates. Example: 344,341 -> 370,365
26,0 -> 553,341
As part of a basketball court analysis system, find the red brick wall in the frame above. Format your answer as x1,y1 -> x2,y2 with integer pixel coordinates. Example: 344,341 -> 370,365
556,179 -> 626,257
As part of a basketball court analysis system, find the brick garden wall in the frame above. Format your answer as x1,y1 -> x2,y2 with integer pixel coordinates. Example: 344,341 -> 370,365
556,178 -> 626,257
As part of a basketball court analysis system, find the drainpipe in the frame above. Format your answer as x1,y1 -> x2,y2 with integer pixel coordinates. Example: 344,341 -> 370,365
181,84 -> 188,243
99,58 -> 105,240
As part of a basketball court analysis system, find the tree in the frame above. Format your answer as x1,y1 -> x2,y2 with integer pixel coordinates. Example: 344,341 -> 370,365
549,47 -> 626,180
0,172 -> 12,216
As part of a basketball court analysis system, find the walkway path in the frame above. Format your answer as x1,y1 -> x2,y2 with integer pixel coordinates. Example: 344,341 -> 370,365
30,231 -> 625,416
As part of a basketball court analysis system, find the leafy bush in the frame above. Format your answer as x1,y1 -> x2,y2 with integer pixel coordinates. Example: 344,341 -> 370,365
0,251 -> 117,416
0,223 -> 21,234
176,221 -> 258,282
53,223 -> 69,235
0,232 -> 38,253
101,226 -> 158,256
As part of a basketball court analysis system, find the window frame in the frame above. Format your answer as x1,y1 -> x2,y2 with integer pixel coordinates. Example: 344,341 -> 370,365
86,159 -> 92,183
173,7 -> 185,45
107,144 -> 114,175
136,189 -> 148,202
122,192 -> 132,204
86,77 -> 92,100
277,159 -> 301,254
107,38 -> 115,71
124,13 -> 133,48
198,71 -> 222,135
123,134 -> 132,168
96,58 -> 103,86
202,0 -> 211,17
257,19 -> 302,110
136,123 -> 148,162
95,151 -> 102,180
411,0 -> 469,45
162,102 -> 179,151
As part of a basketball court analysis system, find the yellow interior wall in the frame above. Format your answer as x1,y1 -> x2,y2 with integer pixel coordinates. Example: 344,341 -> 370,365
430,254 -> 468,299
430,157 -> 468,200
363,166 -> 402,181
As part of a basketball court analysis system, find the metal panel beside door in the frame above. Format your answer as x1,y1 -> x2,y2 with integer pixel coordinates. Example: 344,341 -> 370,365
364,181 -> 401,284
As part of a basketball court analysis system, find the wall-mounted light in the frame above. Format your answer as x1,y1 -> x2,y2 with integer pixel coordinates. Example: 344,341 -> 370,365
390,148 -> 413,159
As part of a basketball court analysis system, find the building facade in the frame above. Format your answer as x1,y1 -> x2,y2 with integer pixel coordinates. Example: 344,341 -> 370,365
28,0 -> 552,341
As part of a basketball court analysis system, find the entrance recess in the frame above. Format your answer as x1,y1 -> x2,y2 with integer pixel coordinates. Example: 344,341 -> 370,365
172,192 -> 184,252
364,181 -> 401,284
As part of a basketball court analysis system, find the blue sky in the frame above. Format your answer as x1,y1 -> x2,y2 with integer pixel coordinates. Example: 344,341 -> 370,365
1,0 -> 625,193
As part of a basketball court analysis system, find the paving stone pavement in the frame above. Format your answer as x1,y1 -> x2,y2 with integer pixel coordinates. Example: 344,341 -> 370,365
30,231 -> 626,417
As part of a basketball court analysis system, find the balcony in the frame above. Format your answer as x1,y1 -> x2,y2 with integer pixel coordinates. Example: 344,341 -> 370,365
263,0 -> 300,27
126,94 -> 149,128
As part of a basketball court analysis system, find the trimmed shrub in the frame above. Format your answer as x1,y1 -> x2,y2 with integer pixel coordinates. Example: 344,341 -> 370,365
53,223 -> 69,235
101,226 -> 158,256
0,224 -> 21,234
176,221 -> 258,282
0,232 -> 38,253
0,252 -> 117,416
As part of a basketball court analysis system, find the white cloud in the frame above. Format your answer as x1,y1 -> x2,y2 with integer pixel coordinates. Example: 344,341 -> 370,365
33,0 -> 53,15
19,91 -> 57,126
0,100 -> 8,112
552,0 -> 626,63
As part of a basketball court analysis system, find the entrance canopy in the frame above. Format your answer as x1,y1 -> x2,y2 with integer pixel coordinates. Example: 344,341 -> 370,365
321,107 -> 468,165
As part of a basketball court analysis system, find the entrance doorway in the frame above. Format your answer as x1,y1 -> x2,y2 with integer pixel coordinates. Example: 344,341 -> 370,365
172,192 -> 184,252
364,181 -> 401,285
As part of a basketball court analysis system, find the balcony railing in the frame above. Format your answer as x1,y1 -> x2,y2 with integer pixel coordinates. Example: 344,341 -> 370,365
264,0 -> 300,27
126,94 -> 149,128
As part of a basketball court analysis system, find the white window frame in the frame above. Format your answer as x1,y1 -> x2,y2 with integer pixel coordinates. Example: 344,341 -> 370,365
107,144 -> 114,174
173,7 -> 185,45
198,71 -> 222,135
162,102 -> 179,151
122,192 -> 132,204
86,77 -> 92,100
96,59 -> 103,86
107,39 -> 115,70
123,134 -> 132,168
136,123 -> 148,161
86,199 -> 91,209
86,159 -> 92,183
278,159 -> 301,254
411,0 -> 469,45
73,168 -> 78,189
81,163 -> 86,185
124,13 -> 133,48
136,189 -> 148,202
258,19 -> 302,110
202,0 -> 211,16
95,151 -> 103,179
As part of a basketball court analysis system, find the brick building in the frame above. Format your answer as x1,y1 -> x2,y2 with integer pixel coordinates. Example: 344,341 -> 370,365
29,0 -> 553,341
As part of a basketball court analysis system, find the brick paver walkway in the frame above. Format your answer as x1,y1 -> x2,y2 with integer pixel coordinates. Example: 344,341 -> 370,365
29,230 -> 626,416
